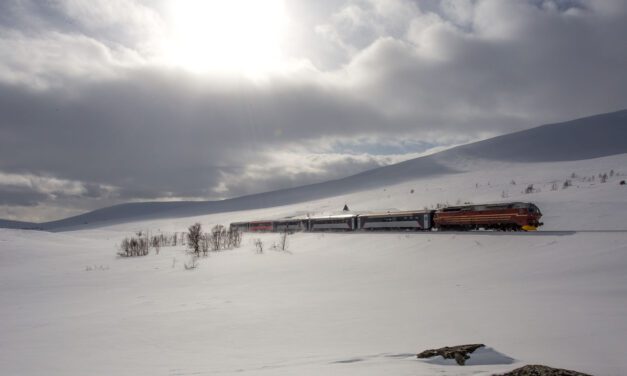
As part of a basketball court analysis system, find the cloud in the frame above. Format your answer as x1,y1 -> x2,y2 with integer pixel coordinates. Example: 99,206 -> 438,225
0,0 -> 626,221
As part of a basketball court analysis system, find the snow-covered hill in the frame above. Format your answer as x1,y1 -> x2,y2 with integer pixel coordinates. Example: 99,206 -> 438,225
1,213 -> 626,375
4,109 -> 626,231
1,110 -> 626,375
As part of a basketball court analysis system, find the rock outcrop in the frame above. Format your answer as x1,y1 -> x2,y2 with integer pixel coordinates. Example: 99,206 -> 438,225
496,364 -> 592,376
416,344 -> 485,365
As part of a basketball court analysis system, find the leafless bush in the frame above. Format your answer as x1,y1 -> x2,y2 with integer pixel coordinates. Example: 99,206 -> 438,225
254,239 -> 264,254
228,227 -> 242,248
206,225 -> 242,251
200,233 -> 210,256
278,231 -> 289,251
271,231 -> 290,252
85,265 -> 109,271
563,179 -> 572,189
117,232 -> 150,257
551,182 -> 558,191
524,184 -> 534,194
208,224 -> 227,251
187,223 -> 202,255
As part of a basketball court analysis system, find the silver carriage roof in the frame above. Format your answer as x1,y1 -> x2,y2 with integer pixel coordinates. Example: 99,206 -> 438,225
440,202 -> 536,211
359,209 -> 432,218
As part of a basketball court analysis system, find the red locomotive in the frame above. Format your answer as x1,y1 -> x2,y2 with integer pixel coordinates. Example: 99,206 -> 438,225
434,202 -> 543,231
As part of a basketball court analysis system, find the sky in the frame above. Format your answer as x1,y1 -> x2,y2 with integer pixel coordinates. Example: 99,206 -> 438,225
0,0 -> 626,222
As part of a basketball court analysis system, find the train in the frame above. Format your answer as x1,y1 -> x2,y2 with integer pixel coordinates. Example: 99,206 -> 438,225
229,202 -> 544,233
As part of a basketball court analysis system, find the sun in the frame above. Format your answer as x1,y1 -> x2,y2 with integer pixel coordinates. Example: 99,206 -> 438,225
163,0 -> 288,76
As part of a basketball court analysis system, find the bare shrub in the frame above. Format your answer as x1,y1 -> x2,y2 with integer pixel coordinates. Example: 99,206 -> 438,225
209,224 -> 227,251
206,225 -> 242,251
254,239 -> 264,254
227,228 -> 242,248
271,231 -> 289,252
200,233 -> 210,256
563,179 -> 572,189
524,184 -> 534,194
117,232 -> 149,257
187,223 -> 202,256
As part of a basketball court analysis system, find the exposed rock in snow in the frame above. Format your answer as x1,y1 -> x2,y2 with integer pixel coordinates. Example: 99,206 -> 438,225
497,364 -> 592,376
417,344 -> 485,365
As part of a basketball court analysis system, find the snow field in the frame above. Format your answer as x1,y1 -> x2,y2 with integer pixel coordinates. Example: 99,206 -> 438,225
2,152 -> 627,375
1,228 -> 627,375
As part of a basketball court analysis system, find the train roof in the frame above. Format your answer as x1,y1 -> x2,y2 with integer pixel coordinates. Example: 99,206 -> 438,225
359,209 -> 432,218
438,202 -> 537,211
273,218 -> 307,223
307,213 -> 357,220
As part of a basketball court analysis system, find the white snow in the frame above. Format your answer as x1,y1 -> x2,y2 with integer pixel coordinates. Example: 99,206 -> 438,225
2,150 -> 627,375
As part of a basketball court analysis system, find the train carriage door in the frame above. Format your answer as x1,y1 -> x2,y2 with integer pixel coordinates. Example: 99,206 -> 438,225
423,214 -> 430,230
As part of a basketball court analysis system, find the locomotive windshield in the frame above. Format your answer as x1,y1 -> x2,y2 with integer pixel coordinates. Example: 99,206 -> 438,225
528,204 -> 541,215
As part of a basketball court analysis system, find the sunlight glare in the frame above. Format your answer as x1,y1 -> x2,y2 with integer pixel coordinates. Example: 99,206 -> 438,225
165,0 -> 287,75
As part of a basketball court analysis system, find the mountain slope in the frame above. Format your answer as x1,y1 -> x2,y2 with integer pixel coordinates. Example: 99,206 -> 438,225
3,109 -> 626,231
452,109 -> 627,162
0,219 -> 39,230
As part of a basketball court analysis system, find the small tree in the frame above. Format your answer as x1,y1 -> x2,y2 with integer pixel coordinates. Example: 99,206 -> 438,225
227,228 -> 242,248
200,233 -> 210,256
187,223 -> 202,256
254,239 -> 264,254
117,233 -> 149,257
209,224 -> 226,251
278,231 -> 289,251
525,184 -> 534,194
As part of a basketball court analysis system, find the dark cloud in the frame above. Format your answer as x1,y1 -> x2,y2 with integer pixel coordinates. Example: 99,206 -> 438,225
0,187 -> 48,207
0,0 -> 626,221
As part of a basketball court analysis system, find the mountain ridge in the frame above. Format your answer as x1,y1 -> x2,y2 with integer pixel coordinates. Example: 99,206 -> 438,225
3,108 -> 626,231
